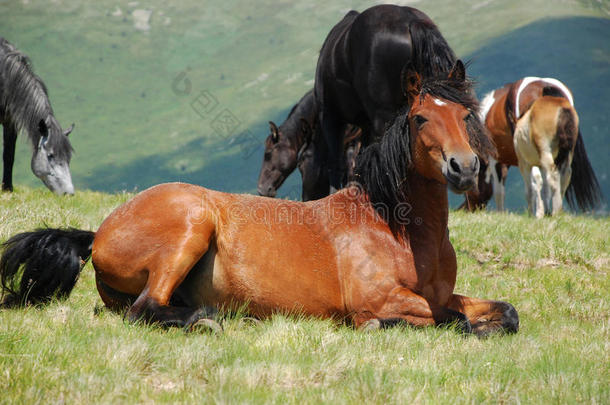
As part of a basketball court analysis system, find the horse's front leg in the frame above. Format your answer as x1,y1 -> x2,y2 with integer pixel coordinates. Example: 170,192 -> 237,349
2,122 -> 17,192
354,287 -> 472,334
447,294 -> 519,337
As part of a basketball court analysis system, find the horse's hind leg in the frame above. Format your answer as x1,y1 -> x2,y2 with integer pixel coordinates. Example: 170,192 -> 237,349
320,108 -> 345,192
519,161 -> 543,218
125,229 -> 218,328
2,121 -> 17,192
540,153 -> 562,215
447,294 -> 519,337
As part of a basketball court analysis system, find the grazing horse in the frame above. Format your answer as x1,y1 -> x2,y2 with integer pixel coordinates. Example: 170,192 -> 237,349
461,77 -> 602,213
257,90 -> 315,198
0,37 -> 75,194
257,89 -> 361,201
0,65 -> 517,337
314,5 -> 458,190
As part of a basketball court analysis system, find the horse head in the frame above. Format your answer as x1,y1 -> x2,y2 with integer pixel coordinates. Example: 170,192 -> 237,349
257,120 -> 301,197
404,61 -> 492,193
31,117 -> 74,195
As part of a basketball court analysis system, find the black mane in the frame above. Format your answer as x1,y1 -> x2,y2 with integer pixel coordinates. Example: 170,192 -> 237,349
0,38 -> 72,161
354,74 -> 493,237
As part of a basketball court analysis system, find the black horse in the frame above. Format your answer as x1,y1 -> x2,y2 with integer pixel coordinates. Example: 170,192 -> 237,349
0,37 -> 75,194
314,5 -> 458,190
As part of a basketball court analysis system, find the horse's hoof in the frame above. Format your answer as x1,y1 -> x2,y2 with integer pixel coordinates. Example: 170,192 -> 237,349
239,316 -> 263,326
359,318 -> 381,331
501,303 -> 519,334
186,318 -> 223,335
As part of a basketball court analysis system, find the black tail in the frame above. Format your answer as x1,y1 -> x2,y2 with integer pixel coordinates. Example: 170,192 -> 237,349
0,228 -> 95,307
565,130 -> 604,212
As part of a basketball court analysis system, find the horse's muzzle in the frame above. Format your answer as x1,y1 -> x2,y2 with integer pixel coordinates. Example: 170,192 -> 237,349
444,154 -> 479,193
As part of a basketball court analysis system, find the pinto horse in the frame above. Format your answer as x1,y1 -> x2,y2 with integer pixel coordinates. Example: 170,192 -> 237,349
461,77 -> 603,213
0,65 -> 516,337
0,37 -> 75,194
314,5 -> 458,190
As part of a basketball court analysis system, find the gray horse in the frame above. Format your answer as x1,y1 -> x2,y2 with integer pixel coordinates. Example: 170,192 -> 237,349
0,37 -> 74,194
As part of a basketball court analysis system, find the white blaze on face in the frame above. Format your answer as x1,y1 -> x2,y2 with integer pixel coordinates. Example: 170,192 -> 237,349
433,98 -> 446,106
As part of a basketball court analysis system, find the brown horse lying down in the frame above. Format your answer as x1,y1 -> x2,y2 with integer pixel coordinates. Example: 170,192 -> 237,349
0,63 -> 518,337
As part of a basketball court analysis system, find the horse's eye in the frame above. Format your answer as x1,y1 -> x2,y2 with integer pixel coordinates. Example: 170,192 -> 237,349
47,153 -> 54,160
413,115 -> 427,129
464,112 -> 475,122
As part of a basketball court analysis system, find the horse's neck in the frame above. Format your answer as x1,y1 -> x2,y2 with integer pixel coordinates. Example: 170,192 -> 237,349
1,55 -> 52,136
405,173 -> 449,246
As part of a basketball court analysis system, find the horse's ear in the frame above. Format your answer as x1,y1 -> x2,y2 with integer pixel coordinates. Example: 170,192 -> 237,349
448,60 -> 466,82
269,121 -> 279,142
403,67 -> 422,105
63,123 -> 75,137
38,119 -> 48,136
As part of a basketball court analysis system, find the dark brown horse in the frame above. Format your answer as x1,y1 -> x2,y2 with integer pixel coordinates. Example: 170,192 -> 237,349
257,90 -> 315,198
257,89 -> 361,201
0,65 -> 516,337
314,5 -> 458,190
461,77 -> 603,212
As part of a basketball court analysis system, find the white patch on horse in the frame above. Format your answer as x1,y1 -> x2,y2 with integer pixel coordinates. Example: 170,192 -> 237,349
433,98 -> 446,106
478,91 -> 495,121
515,76 -> 574,118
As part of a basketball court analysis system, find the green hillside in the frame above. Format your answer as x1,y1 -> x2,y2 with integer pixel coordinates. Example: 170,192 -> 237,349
1,1 -> 608,210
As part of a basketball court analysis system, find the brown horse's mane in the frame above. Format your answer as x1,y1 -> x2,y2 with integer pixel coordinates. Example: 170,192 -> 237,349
354,74 -> 494,237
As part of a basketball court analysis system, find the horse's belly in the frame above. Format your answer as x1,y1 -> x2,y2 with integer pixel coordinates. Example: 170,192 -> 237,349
174,239 -> 345,319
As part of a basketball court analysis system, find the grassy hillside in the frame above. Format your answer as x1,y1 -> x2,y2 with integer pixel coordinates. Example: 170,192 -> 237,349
0,0 -> 608,211
0,187 -> 608,403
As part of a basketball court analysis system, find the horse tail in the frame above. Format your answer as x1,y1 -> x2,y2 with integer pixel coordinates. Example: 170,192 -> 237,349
565,130 -> 604,211
408,18 -> 456,78
554,106 -> 578,169
0,228 -> 94,307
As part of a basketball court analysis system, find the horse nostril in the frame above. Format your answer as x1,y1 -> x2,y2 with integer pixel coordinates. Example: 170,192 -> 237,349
449,158 -> 461,174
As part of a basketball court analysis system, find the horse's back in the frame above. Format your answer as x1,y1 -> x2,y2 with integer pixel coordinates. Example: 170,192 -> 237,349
315,4 -> 445,129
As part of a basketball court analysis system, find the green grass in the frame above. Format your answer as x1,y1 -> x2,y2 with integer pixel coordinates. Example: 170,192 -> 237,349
1,1 -> 608,208
0,187 -> 608,403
